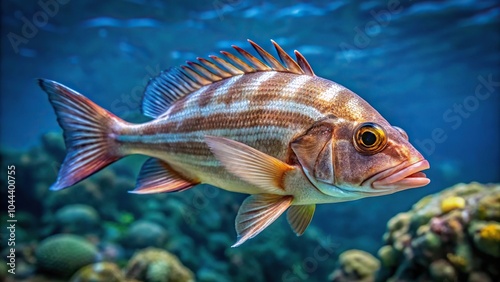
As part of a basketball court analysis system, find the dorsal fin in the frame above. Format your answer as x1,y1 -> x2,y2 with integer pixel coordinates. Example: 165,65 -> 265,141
142,39 -> 316,118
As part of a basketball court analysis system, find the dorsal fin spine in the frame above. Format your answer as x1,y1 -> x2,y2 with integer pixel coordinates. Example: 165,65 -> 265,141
294,50 -> 315,76
181,66 -> 211,85
162,70 -> 192,92
248,39 -> 287,72
220,51 -> 255,72
271,40 -> 304,74
209,55 -> 245,75
232,45 -> 271,71
141,40 -> 316,118
197,57 -> 232,78
175,70 -> 201,89
164,71 -> 191,93
187,61 -> 223,82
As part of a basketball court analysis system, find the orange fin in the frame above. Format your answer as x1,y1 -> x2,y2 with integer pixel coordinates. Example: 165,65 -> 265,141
232,44 -> 271,71
294,50 -> 315,76
233,194 -> 293,247
130,158 -> 196,194
287,204 -> 315,236
204,136 -> 295,193
271,40 -> 304,74
248,39 -> 287,72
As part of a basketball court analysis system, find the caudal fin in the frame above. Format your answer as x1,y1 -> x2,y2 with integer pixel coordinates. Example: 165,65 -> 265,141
38,79 -> 125,191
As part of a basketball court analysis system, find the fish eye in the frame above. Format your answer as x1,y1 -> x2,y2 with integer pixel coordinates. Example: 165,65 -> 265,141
353,122 -> 387,154
393,126 -> 408,140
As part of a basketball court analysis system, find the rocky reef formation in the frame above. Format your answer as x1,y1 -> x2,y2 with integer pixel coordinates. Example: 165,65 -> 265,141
329,249 -> 380,282
330,182 -> 500,282
35,234 -> 99,279
125,248 -> 195,282
69,262 -> 129,282
378,182 -> 500,281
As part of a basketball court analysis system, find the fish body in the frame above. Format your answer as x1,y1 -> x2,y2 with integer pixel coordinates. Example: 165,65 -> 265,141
121,72 -> 375,201
40,40 -> 430,246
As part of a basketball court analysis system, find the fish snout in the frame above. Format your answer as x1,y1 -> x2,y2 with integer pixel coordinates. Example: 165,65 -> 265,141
371,160 -> 430,191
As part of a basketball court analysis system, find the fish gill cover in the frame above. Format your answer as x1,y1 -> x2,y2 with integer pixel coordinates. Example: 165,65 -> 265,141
0,0 -> 499,281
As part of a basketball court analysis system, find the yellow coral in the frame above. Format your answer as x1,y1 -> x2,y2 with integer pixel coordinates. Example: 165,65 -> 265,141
69,262 -> 124,282
125,248 -> 194,282
479,224 -> 500,241
446,253 -> 467,271
441,196 -> 466,213
470,221 -> 500,257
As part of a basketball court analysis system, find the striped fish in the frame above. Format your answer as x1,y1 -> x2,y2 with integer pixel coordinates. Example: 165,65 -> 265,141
39,39 -> 430,247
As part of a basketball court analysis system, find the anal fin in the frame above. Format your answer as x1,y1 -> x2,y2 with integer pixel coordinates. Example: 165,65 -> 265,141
130,158 -> 196,194
287,204 -> 315,236
233,194 -> 293,247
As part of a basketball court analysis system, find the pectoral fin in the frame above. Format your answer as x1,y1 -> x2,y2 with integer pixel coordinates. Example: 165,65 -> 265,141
233,194 -> 293,247
129,158 -> 197,194
287,204 -> 315,236
205,136 -> 295,194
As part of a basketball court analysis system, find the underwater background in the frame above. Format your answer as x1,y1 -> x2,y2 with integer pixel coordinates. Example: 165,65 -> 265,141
1,0 -> 499,281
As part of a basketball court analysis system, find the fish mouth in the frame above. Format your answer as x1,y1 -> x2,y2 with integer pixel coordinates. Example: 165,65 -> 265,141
363,160 -> 430,192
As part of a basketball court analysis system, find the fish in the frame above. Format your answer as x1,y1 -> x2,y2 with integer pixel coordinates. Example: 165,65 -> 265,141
39,39 -> 430,247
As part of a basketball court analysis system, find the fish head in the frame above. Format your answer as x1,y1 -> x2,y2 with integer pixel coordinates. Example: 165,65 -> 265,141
291,117 -> 430,200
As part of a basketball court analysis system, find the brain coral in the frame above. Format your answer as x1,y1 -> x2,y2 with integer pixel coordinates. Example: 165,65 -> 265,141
124,220 -> 167,249
329,249 -> 380,282
35,234 -> 98,278
125,247 -> 194,282
54,204 -> 100,235
69,262 -> 125,282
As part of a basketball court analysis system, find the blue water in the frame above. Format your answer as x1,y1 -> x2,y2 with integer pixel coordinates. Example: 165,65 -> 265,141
1,0 -> 499,280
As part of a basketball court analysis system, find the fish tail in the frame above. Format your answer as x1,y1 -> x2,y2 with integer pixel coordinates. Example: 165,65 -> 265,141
38,79 -> 127,191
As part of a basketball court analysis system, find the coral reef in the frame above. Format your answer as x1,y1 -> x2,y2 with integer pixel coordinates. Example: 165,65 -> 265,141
123,220 -> 168,249
333,183 -> 500,282
69,262 -> 125,282
469,221 -> 500,257
440,196 -> 466,213
35,234 -> 98,278
124,248 -> 194,282
477,191 -> 500,220
328,249 -> 380,282
52,204 -> 101,235
376,182 -> 500,281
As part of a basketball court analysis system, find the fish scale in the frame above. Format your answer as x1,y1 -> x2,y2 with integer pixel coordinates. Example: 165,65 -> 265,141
120,72 -> 335,158
39,39 -> 430,247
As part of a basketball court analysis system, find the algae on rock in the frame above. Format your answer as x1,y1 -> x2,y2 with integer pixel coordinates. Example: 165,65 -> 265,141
329,249 -> 380,282
377,182 -> 500,281
331,182 -> 500,282
35,234 -> 98,279
125,247 -> 195,282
